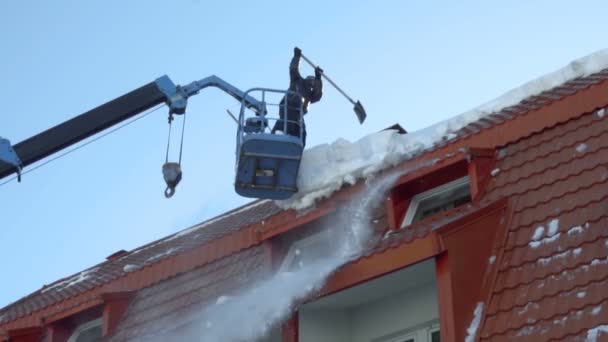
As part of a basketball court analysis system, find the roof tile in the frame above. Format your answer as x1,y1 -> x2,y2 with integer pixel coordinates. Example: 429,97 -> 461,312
109,245 -> 269,342
480,110 -> 608,340
0,200 -> 278,325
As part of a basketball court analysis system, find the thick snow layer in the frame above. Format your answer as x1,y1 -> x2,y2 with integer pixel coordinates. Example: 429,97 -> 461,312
279,49 -> 608,210
465,302 -> 484,342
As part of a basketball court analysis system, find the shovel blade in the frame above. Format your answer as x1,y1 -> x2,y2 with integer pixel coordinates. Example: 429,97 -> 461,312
354,101 -> 367,124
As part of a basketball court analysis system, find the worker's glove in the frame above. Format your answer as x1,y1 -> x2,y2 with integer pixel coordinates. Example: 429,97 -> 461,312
315,66 -> 323,78
294,47 -> 302,57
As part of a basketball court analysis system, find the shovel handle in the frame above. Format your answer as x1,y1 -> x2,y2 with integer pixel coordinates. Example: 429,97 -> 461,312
299,54 -> 357,106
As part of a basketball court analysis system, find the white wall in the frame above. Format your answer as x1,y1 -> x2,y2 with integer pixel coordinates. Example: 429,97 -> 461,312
299,279 -> 438,342
351,281 -> 438,342
300,309 -> 351,342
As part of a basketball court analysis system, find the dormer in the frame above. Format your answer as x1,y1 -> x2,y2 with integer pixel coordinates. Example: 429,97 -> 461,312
386,147 -> 496,232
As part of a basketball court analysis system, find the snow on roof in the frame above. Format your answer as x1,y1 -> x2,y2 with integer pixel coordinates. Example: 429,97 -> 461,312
278,48 -> 608,210
465,302 -> 484,342
41,267 -> 98,294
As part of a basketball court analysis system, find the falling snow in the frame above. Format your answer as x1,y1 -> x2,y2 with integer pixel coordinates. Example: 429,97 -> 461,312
215,296 -> 231,305
141,172 -> 404,341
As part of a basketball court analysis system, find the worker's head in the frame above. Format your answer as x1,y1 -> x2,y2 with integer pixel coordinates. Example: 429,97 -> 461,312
297,76 -> 320,101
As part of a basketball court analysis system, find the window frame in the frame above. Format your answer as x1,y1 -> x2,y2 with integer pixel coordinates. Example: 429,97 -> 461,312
400,176 -> 471,228
67,318 -> 102,342
427,323 -> 440,342
379,321 -> 440,342
384,331 -> 418,342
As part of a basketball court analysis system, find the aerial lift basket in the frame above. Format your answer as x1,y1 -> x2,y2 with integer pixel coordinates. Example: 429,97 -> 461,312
235,88 -> 304,200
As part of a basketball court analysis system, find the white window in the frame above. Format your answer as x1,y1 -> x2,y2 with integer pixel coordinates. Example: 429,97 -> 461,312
67,318 -> 102,342
400,176 -> 471,228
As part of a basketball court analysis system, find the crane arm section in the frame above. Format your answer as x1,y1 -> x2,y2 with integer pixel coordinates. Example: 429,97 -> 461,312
0,75 -> 262,180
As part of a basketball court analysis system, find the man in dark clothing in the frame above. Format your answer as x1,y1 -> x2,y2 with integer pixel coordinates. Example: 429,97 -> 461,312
272,47 -> 323,146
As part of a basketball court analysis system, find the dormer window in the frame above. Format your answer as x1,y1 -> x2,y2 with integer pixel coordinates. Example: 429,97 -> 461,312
67,318 -> 102,342
401,176 -> 471,228
387,149 -> 496,231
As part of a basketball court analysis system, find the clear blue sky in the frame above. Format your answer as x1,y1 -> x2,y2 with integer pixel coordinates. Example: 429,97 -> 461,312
0,0 -> 605,307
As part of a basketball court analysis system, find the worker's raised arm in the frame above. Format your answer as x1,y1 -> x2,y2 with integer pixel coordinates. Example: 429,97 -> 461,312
310,66 -> 323,103
290,47 -> 303,83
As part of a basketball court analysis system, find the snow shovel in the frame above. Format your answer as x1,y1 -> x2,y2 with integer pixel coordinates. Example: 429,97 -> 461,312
300,53 -> 367,124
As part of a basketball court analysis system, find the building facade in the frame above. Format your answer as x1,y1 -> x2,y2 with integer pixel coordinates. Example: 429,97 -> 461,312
2,57 -> 608,341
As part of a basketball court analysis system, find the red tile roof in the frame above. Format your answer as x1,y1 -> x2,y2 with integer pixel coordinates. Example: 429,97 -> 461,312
2,65 -> 608,340
0,200 -> 278,327
108,245 -> 269,342
479,108 -> 608,341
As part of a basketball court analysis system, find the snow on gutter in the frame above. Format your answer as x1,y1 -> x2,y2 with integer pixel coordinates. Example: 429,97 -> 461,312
278,48 -> 608,210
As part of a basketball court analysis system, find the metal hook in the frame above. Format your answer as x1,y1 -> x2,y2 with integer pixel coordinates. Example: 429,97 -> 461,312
162,162 -> 182,199
164,186 -> 175,198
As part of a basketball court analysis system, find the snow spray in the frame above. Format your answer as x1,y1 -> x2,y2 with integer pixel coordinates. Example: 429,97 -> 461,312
148,171 -> 403,342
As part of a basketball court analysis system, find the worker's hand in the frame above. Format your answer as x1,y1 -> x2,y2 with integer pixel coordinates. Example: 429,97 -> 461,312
315,66 -> 323,78
294,47 -> 302,57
